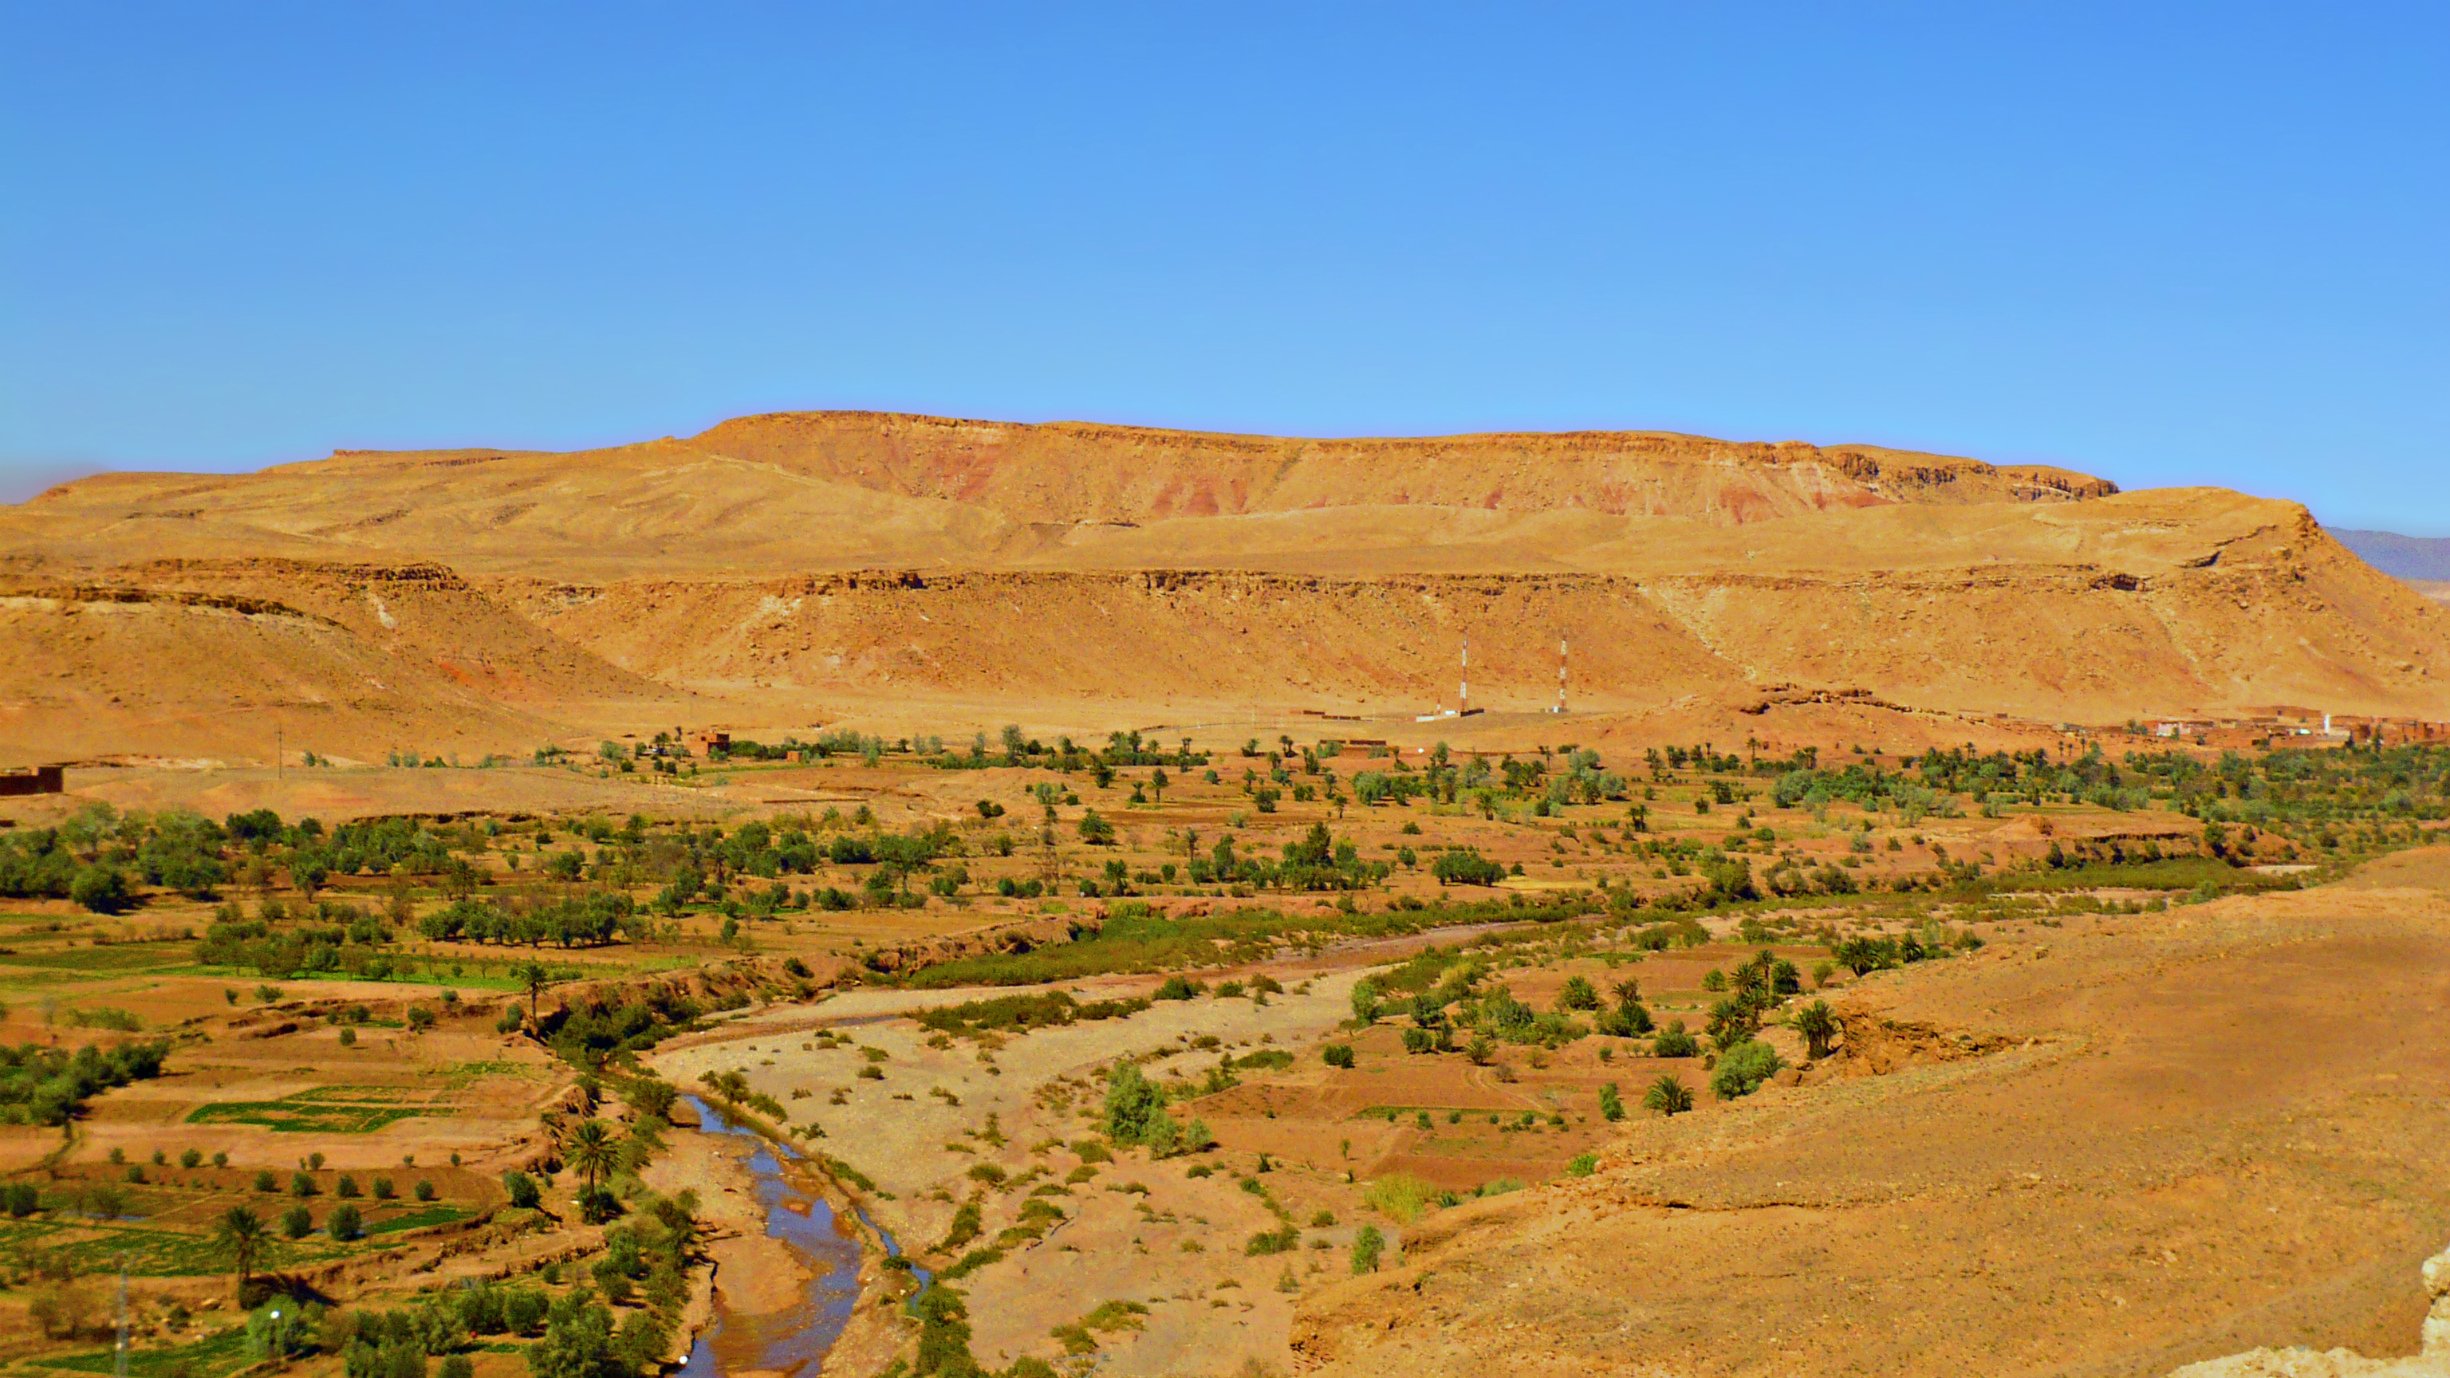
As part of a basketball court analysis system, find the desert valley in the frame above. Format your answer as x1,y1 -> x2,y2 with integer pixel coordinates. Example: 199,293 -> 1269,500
0,413 -> 2446,1378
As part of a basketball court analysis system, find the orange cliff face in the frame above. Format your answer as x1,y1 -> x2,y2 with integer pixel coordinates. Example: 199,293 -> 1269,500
0,410 -> 2439,762
681,410 -> 2118,525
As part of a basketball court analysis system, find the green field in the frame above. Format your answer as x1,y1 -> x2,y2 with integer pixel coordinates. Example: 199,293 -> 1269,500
42,1325 -> 255,1378
364,1203 -> 469,1235
186,1086 -> 455,1134
0,1216 -> 291,1277
0,942 -> 190,972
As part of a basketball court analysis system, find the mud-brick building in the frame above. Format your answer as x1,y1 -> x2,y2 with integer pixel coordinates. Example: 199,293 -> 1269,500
0,765 -> 64,797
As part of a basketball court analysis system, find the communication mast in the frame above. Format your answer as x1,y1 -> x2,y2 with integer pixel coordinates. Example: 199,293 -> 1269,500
1417,631 -> 1480,722
1549,634 -> 1568,714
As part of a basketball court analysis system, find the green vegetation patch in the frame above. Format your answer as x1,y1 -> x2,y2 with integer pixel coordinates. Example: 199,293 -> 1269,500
41,1324 -> 254,1377
1353,1104 -> 1492,1122
914,989 -> 1151,1039
0,942 -> 188,972
902,895 -> 1598,988
186,1087 -> 454,1134
0,1217 -> 327,1278
363,1203 -> 469,1235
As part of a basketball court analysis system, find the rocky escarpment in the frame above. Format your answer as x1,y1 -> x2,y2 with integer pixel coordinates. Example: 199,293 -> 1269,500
685,409 -> 2118,525
0,413 -> 2440,761
481,534 -> 2448,725
2169,1244 -> 2450,1377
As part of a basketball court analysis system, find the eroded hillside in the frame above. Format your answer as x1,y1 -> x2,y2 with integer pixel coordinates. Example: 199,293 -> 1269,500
0,412 -> 2441,763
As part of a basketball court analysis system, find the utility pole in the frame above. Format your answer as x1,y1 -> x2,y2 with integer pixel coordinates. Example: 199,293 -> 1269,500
1459,632 -> 1469,716
1552,633 -> 1568,715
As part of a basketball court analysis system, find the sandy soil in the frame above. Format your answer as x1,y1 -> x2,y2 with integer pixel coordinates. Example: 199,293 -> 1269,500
1291,849 -> 2450,1378
652,963 -> 1380,1376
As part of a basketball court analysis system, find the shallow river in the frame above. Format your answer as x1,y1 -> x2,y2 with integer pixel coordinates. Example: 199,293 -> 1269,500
674,1097 -> 928,1376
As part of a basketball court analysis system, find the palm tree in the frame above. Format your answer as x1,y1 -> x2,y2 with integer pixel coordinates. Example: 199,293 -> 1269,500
214,1204 -> 270,1300
518,961 -> 555,1023
564,1118 -> 617,1193
1642,1075 -> 1694,1117
1794,999 -> 1840,1060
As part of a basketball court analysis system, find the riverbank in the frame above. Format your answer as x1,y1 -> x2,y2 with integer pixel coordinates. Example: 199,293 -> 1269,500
649,1098 -> 916,1377
651,959 -> 1379,1375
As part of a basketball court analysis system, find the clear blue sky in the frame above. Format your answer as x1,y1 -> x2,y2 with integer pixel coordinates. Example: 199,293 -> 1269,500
4,3 -> 2445,531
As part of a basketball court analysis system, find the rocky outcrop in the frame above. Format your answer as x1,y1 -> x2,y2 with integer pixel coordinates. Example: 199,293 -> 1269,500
2168,1244 -> 2450,1376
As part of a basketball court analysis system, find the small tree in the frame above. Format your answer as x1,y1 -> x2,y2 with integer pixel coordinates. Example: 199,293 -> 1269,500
502,1169 -> 542,1209
1351,1224 -> 1385,1275
1077,810 -> 1116,846
1708,1040 -> 1783,1100
1102,1064 -> 1168,1146
1349,979 -> 1382,1024
69,866 -> 134,915
1793,1000 -> 1839,1060
1652,1021 -> 1699,1058
213,1205 -> 270,1300
565,1119 -> 617,1194
1642,1075 -> 1694,1117
517,961 -> 555,1023
1555,976 -> 1599,1012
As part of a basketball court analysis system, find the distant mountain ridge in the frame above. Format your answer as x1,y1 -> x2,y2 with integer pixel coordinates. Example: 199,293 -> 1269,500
2334,528 -> 2450,582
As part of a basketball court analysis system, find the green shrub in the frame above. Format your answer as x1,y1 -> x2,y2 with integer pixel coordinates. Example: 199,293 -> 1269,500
1351,1224 -> 1385,1274
1363,1172 -> 1436,1224
1244,1226 -> 1299,1255
1708,1040 -> 1783,1100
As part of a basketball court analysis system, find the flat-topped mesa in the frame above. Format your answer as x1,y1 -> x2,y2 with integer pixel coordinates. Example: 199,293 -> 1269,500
685,410 -> 2118,526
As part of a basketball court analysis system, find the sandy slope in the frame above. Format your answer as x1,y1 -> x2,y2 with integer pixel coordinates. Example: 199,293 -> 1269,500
1290,849 -> 2450,1378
